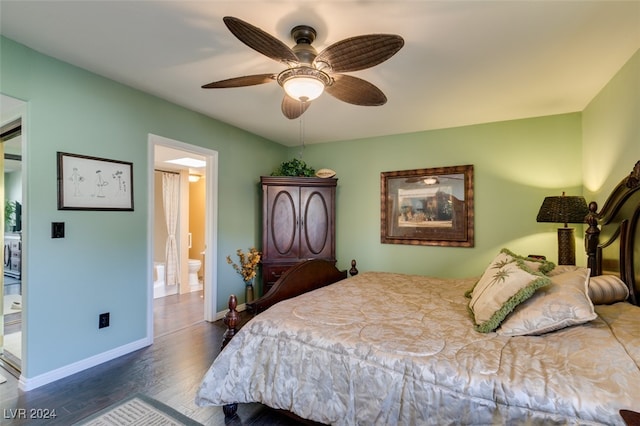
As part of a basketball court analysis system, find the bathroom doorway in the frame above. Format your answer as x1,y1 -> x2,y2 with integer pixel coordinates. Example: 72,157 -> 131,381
148,134 -> 218,339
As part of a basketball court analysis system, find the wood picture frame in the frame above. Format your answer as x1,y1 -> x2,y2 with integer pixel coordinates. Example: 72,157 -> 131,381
381,165 -> 474,247
57,151 -> 134,211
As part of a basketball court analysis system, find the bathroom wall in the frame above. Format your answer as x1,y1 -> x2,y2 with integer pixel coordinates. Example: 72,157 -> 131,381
189,177 -> 206,282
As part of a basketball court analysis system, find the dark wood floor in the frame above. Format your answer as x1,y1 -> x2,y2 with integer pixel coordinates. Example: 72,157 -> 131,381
0,292 -> 305,425
153,290 -> 206,338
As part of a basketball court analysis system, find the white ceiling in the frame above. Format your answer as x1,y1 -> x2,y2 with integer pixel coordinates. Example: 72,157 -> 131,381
1,1 -> 638,147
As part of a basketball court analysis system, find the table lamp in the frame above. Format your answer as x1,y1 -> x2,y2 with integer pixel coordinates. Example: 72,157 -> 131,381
536,192 -> 589,265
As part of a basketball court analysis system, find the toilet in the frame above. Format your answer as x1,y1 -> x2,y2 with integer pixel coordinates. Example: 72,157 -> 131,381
187,259 -> 202,288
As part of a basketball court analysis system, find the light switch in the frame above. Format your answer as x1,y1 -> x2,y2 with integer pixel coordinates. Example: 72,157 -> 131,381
52,222 -> 65,238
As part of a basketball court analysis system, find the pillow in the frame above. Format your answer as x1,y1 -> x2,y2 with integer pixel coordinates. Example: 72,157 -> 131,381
498,267 -> 597,336
549,267 -> 630,304
588,274 -> 629,304
547,265 -> 583,276
468,249 -> 552,333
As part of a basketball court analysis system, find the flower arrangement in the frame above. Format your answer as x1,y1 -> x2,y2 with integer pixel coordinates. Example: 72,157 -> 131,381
226,247 -> 262,284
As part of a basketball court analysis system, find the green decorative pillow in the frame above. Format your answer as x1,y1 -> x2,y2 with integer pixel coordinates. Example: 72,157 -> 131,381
498,267 -> 597,336
501,248 -> 556,275
468,249 -> 551,333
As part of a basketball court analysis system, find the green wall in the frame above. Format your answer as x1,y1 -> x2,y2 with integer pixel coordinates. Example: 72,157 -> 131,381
582,49 -> 640,204
294,114 -> 583,277
1,36 -> 286,381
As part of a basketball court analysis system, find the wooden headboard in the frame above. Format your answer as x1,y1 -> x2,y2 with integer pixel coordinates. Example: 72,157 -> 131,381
585,160 -> 640,306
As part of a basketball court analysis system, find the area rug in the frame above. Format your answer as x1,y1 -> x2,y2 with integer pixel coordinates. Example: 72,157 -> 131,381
73,394 -> 203,426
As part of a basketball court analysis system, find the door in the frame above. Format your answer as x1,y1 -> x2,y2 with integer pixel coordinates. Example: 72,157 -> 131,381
265,185 -> 300,261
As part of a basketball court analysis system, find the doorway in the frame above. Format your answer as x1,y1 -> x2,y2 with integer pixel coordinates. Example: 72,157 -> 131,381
1,94 -> 25,375
148,134 -> 218,340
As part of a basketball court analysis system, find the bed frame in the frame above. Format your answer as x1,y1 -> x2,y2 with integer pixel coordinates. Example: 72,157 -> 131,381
219,160 -> 640,419
585,160 -> 640,306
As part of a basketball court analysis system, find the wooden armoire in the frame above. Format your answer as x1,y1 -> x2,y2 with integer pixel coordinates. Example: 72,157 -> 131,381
260,176 -> 337,295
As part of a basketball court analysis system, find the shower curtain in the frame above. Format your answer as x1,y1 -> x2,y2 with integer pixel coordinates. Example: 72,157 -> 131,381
162,172 -> 180,286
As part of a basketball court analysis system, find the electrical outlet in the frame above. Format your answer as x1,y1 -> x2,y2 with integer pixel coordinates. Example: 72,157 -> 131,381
99,312 -> 110,329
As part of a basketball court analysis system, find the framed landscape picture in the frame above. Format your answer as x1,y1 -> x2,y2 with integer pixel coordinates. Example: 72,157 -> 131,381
380,164 -> 474,247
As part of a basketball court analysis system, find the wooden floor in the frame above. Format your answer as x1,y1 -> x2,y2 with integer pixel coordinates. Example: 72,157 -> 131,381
0,292 -> 305,425
153,290 -> 206,338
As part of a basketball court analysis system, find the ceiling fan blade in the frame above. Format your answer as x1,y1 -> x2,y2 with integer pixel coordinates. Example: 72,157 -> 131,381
325,74 -> 387,106
314,34 -> 404,72
223,16 -> 299,64
202,74 -> 276,88
281,96 -> 311,119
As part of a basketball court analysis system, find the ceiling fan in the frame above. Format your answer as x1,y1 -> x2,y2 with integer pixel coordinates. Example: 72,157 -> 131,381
202,16 -> 404,119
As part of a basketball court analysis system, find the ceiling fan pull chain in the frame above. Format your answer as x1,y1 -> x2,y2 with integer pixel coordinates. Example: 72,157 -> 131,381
299,105 -> 305,159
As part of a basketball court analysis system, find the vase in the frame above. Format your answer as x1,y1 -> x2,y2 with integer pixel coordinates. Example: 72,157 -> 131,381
245,280 -> 254,303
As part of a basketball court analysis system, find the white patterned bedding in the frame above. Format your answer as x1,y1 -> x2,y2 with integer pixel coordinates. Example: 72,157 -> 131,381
196,272 -> 640,425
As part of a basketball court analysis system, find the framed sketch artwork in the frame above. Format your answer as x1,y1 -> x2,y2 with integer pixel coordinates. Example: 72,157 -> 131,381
380,165 -> 474,247
57,152 -> 134,211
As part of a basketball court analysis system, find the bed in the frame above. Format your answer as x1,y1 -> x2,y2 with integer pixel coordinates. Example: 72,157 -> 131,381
196,161 -> 640,425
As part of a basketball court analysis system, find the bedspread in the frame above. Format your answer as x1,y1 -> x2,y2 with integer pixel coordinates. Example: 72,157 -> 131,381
196,272 -> 640,425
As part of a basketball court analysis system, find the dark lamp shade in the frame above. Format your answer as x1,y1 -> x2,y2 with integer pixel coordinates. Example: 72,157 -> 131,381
536,195 -> 589,225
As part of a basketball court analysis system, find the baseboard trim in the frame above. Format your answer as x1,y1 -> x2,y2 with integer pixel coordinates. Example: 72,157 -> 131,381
19,336 -> 152,391
213,302 -> 247,321
19,304 -> 242,391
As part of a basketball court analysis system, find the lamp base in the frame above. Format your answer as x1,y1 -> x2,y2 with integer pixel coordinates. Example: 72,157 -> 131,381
557,227 -> 576,265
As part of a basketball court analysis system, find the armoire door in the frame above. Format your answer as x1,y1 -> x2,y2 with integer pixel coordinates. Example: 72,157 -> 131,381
265,184 -> 300,261
299,186 -> 334,260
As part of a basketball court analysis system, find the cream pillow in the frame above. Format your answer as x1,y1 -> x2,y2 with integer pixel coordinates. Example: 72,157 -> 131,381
549,267 -> 630,304
547,265 -> 583,276
469,249 -> 551,333
498,268 -> 597,336
588,274 -> 629,304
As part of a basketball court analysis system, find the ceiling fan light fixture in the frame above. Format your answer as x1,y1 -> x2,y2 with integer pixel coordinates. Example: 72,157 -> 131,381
278,67 -> 332,102
283,77 -> 324,101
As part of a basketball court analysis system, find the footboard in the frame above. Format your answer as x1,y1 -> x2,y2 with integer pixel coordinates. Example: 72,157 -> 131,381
221,259 -> 356,347
220,259 -> 355,418
248,259 -> 352,314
